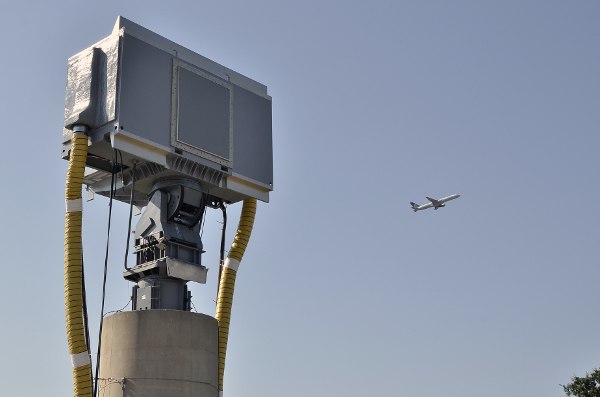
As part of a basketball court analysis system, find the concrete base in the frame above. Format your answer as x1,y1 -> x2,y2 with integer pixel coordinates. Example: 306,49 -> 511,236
98,310 -> 218,397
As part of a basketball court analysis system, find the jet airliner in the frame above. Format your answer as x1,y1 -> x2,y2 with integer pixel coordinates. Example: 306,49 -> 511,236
410,194 -> 460,212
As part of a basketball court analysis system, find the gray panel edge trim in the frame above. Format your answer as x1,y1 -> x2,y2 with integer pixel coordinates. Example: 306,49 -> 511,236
229,172 -> 273,191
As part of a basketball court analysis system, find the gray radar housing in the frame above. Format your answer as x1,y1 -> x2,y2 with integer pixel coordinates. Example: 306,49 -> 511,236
62,16 -> 273,205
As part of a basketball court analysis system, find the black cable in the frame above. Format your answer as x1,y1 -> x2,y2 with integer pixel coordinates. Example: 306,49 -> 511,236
118,150 -> 125,187
219,202 -> 227,265
216,201 -> 227,299
93,148 -> 117,397
103,298 -> 133,317
124,162 -> 136,271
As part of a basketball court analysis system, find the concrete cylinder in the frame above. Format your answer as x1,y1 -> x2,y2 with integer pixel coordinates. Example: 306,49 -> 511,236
98,310 -> 218,397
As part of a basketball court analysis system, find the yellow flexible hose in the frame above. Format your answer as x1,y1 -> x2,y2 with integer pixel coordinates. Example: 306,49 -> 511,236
64,132 -> 93,396
215,198 -> 257,394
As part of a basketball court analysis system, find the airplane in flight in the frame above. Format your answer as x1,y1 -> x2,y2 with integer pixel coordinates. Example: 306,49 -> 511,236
410,194 -> 460,212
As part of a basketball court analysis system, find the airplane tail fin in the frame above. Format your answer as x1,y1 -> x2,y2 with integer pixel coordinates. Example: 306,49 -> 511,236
410,202 -> 419,211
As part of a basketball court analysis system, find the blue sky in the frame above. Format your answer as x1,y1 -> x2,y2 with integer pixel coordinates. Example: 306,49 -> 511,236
0,1 -> 599,396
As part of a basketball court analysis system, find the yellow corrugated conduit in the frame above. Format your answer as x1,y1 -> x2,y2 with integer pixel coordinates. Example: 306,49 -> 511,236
215,198 -> 257,395
64,130 -> 93,397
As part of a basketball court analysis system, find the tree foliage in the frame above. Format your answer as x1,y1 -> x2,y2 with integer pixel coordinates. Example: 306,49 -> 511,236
562,369 -> 600,397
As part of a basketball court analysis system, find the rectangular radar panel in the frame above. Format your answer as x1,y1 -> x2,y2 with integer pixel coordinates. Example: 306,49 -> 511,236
63,16 -> 273,205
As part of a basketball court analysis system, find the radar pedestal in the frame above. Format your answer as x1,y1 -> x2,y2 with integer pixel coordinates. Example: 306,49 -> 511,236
124,179 -> 209,311
98,179 -> 219,396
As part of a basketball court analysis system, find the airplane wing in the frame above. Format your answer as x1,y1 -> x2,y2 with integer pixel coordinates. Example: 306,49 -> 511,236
426,196 -> 440,206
